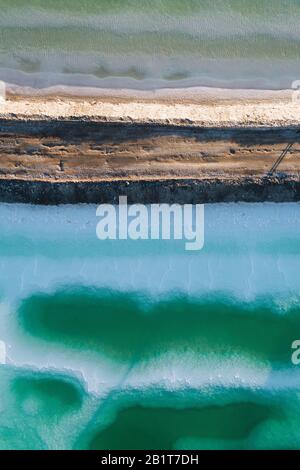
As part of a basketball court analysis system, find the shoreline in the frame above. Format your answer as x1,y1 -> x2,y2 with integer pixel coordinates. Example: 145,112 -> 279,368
0,92 -> 299,204
1,89 -> 300,127
5,83 -> 295,101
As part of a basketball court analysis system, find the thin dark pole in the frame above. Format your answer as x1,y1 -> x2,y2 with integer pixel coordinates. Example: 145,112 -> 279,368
268,142 -> 294,176
267,129 -> 300,176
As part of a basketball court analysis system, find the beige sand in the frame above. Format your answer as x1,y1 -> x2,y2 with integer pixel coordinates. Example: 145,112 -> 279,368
1,91 -> 300,127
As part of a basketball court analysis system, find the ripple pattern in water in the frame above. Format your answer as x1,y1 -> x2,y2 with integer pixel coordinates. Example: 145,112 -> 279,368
1,1 -> 300,89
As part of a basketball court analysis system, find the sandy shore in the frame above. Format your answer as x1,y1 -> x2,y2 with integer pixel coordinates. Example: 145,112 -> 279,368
1,89 -> 300,127
0,91 -> 299,204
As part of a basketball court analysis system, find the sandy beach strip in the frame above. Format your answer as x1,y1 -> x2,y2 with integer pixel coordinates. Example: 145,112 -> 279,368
0,87 -> 300,128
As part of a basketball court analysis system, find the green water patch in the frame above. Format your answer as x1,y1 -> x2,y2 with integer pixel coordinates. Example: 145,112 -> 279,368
11,374 -> 84,418
0,366 -> 295,450
83,402 -> 276,450
0,366 -> 91,449
75,385 -> 298,450
17,288 -> 300,365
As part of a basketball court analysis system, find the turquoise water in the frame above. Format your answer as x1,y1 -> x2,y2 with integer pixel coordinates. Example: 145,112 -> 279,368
0,202 -> 300,449
1,0 -> 300,90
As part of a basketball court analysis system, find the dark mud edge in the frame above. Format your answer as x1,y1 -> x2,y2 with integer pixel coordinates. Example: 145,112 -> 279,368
0,177 -> 299,205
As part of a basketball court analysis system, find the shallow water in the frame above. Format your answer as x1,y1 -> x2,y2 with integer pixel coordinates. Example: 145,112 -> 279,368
0,202 -> 300,449
1,0 -> 300,90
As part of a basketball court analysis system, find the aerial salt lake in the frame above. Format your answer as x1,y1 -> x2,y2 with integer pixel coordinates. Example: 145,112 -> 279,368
0,202 -> 299,449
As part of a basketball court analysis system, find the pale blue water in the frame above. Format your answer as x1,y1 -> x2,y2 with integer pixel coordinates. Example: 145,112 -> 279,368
0,203 -> 300,449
